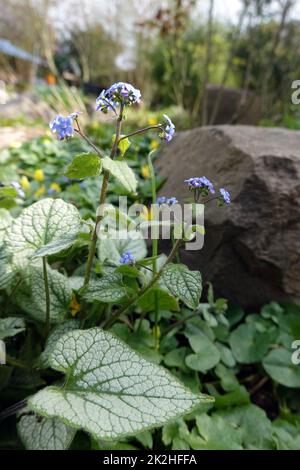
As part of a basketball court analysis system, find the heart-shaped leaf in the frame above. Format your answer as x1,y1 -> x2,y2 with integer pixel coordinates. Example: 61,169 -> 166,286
29,328 -> 212,440
162,264 -> 202,309
229,323 -> 271,364
64,153 -> 102,179
83,272 -> 132,303
102,157 -> 137,194
263,348 -> 300,388
4,199 -> 81,266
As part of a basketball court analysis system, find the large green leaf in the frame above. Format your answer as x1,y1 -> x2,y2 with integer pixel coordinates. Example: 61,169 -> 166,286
0,317 -> 25,341
29,328 -> 212,440
16,265 -> 72,324
229,323 -> 271,364
102,157 -> 137,194
4,198 -> 81,266
64,153 -> 102,179
162,264 -> 202,309
83,272 -> 132,303
262,348 -> 300,388
17,413 -> 75,450
39,320 -> 80,368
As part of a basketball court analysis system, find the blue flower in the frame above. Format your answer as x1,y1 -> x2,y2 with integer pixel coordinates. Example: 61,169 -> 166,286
119,251 -> 135,265
49,114 -> 77,140
167,197 -> 178,205
184,177 -> 215,195
156,196 -> 167,205
156,196 -> 178,206
160,114 -> 175,142
219,188 -> 231,205
96,82 -> 141,113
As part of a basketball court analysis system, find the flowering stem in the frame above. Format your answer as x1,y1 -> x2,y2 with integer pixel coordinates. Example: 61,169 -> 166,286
147,152 -> 159,346
102,239 -> 182,329
42,257 -> 50,338
118,125 -> 164,142
74,128 -> 104,158
83,106 -> 124,287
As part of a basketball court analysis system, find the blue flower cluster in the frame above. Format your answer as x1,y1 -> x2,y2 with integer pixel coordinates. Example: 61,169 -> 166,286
156,196 -> 178,205
119,251 -> 135,265
185,177 -> 231,204
160,115 -> 175,142
96,82 -> 141,114
219,188 -> 231,205
49,113 -> 78,140
184,177 -> 215,195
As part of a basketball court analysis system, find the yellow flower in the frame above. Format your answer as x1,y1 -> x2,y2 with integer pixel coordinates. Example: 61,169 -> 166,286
70,295 -> 80,317
141,164 -> 151,179
20,175 -> 31,191
34,185 -> 45,198
9,141 -> 22,149
148,117 -> 158,126
50,182 -> 62,193
34,169 -> 45,182
150,140 -> 159,151
140,206 -> 153,221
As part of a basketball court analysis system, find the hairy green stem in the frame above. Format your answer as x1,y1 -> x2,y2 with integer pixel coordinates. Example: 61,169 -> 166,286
118,125 -> 164,142
74,128 -> 104,158
83,106 -> 124,287
5,355 -> 29,369
147,152 -> 159,345
102,239 -> 182,329
164,312 -> 201,335
42,256 -> 50,338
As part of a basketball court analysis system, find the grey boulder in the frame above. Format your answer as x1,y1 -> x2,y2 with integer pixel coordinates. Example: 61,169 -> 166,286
157,125 -> 300,308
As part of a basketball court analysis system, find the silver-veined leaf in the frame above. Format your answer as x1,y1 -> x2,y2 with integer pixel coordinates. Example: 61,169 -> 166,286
4,199 -> 81,266
18,413 -> 75,450
162,264 -> 202,309
29,328 -> 212,440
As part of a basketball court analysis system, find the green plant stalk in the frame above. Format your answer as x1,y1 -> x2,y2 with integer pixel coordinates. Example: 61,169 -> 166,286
102,239 -> 182,329
118,125 -> 164,142
83,106 -> 124,287
42,256 -> 50,338
147,152 -> 159,345
5,355 -> 29,369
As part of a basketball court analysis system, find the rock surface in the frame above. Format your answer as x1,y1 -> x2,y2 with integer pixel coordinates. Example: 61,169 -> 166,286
157,125 -> 300,308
